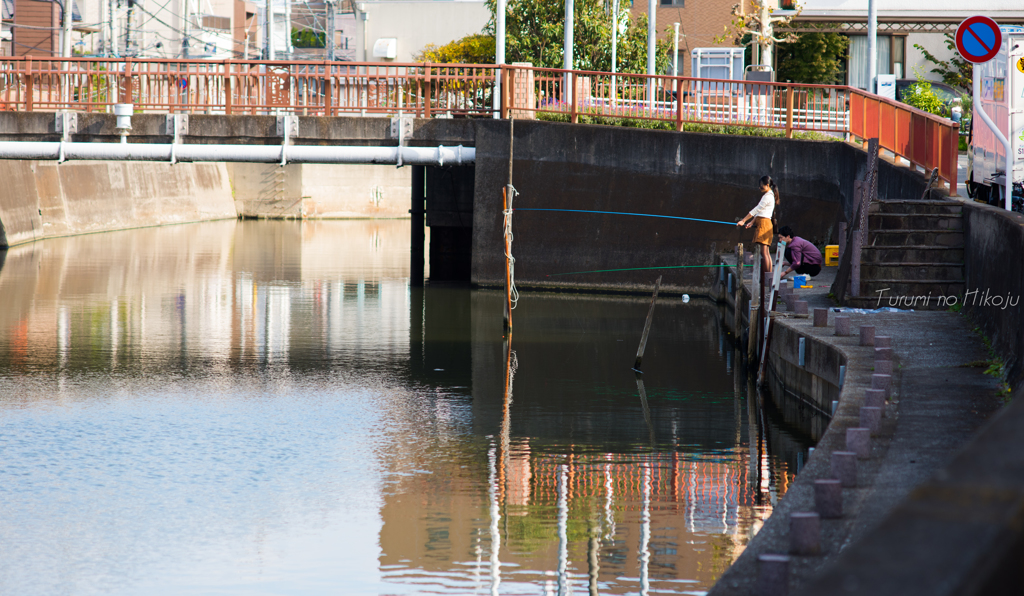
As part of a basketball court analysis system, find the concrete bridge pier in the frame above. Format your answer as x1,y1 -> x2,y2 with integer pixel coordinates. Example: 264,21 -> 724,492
424,164 -> 475,282
411,166 -> 426,287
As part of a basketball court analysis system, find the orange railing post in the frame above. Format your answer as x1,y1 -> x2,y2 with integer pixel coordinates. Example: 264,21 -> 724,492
25,57 -> 34,112
785,85 -> 794,138
675,77 -> 684,131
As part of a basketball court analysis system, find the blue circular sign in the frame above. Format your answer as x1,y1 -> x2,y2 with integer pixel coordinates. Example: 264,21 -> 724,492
956,16 -> 1002,64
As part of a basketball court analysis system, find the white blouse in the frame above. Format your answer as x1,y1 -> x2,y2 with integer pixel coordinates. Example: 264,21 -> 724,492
749,191 -> 775,219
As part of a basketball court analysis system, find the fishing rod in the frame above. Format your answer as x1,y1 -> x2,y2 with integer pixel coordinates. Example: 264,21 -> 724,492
547,264 -> 728,277
514,208 -> 738,227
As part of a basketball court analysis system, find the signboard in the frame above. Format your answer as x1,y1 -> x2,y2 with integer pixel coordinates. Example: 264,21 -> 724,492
877,74 -> 896,100
956,16 -> 1002,64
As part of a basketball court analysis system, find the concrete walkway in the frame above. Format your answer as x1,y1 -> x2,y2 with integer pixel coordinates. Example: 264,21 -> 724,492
709,254 -> 1004,595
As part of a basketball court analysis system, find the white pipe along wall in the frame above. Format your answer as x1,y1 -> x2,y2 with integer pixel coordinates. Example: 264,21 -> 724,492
0,143 -> 475,166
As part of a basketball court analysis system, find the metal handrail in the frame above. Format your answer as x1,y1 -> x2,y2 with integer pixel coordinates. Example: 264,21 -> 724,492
0,57 -> 958,192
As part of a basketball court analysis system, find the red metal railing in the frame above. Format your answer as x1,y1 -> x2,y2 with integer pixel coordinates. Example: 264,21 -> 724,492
0,57 -> 958,192
848,91 -> 959,194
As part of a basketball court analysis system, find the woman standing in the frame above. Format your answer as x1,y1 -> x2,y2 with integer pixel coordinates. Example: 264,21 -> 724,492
735,175 -> 779,273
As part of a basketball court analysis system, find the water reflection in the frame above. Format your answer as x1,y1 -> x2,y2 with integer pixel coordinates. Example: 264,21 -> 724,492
0,220 -> 813,595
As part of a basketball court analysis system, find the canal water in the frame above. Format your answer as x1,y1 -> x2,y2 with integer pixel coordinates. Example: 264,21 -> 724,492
0,220 -> 811,595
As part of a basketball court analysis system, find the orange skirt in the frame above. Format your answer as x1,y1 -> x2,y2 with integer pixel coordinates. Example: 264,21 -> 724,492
752,217 -> 773,245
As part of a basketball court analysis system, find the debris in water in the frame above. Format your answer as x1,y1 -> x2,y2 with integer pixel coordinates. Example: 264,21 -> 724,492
681,294 -> 690,303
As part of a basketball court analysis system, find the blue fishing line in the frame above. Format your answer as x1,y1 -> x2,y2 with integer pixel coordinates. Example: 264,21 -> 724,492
514,208 -> 737,226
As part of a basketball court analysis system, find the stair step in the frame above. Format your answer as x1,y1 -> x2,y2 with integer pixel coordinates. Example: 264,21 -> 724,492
868,213 -> 963,230
868,230 -> 964,247
861,263 -> 964,281
869,200 -> 963,215
861,246 -> 964,264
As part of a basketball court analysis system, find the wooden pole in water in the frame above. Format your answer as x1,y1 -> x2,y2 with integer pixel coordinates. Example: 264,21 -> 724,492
747,251 -> 761,362
503,119 -> 515,333
633,275 -> 662,371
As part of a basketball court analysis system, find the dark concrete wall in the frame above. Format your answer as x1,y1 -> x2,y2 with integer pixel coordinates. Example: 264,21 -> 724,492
472,120 -> 862,294
962,201 -> 1024,391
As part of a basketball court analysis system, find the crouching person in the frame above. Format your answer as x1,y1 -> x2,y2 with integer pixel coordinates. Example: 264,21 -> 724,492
778,226 -> 822,278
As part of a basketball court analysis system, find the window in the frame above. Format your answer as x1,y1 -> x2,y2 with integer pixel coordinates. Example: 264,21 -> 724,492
847,35 -> 907,89
661,0 -> 684,5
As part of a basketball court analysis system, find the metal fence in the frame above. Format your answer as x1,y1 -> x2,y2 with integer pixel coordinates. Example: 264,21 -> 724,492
0,57 -> 958,191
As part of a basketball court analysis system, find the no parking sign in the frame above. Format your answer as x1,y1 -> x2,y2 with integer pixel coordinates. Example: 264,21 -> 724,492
955,16 -> 1002,64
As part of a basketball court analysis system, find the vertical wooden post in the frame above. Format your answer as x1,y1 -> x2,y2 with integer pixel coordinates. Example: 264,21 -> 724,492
785,85 -> 794,138
734,243 -> 744,335
747,250 -> 761,361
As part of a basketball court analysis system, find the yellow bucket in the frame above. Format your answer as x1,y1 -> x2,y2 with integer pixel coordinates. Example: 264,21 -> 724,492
825,245 -> 839,267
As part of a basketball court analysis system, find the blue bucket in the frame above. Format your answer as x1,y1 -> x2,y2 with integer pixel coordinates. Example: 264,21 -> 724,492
793,275 -> 807,288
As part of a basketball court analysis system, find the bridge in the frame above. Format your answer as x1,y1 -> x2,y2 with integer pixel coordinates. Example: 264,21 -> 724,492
0,57 -> 959,192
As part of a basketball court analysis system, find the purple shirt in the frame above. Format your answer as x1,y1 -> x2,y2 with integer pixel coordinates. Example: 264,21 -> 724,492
787,236 -> 822,267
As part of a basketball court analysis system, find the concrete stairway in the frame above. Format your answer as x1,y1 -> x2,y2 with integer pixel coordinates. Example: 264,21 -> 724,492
853,199 -> 965,309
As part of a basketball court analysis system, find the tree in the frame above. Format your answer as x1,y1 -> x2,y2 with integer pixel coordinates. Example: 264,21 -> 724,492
914,34 -> 972,93
775,32 -> 849,84
716,0 -> 799,69
291,29 -> 325,49
479,0 -> 672,74
416,34 -> 496,63
901,69 -> 944,116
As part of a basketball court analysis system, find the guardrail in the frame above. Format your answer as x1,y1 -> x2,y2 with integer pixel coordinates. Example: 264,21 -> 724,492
0,57 -> 958,192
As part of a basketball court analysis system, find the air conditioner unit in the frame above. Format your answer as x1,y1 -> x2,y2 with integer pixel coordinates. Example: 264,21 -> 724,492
373,38 -> 397,59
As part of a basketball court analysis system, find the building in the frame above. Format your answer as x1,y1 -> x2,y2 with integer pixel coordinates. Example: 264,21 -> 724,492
2,0 -> 90,57
631,0 -> 754,77
779,0 -> 1024,89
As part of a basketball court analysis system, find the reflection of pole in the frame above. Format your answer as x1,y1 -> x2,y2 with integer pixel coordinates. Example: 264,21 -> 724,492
557,464 -> 569,596
488,444 -> 502,596
500,336 -> 516,505
603,458 -> 615,540
588,523 -> 599,596
639,463 -> 651,596
635,372 -> 656,448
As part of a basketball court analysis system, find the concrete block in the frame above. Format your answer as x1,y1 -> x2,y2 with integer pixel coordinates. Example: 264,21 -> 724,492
864,389 -> 886,409
871,374 -> 892,393
831,451 -> 858,487
790,512 -> 821,556
835,316 -> 851,336
813,308 -> 828,327
874,360 -> 893,375
875,347 -> 894,361
756,554 -> 791,596
860,406 -> 882,434
814,479 -> 843,518
875,335 -> 892,348
859,325 -> 875,346
846,428 -> 871,458
795,300 -> 809,315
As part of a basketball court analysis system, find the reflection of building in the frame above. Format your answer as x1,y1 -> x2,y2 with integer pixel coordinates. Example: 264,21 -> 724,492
378,438 -> 790,594
0,220 -> 412,374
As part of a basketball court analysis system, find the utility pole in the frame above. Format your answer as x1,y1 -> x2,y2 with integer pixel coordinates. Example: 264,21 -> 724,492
266,0 -> 275,59
182,0 -> 190,57
646,0 -> 655,110
611,0 -> 618,75
62,0 -> 73,57
494,0 -> 505,118
109,0 -> 117,56
672,22 -> 679,77
326,0 -> 336,61
284,0 -> 293,55
563,0 -> 573,105
867,0 -> 877,92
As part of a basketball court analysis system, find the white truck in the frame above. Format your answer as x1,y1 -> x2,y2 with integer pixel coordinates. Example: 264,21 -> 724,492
968,26 -> 1024,210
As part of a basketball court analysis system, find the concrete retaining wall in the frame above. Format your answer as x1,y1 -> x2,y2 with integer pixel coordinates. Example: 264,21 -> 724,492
228,163 -> 412,219
0,160 -> 236,248
962,201 -> 1024,391
471,120 -> 912,294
